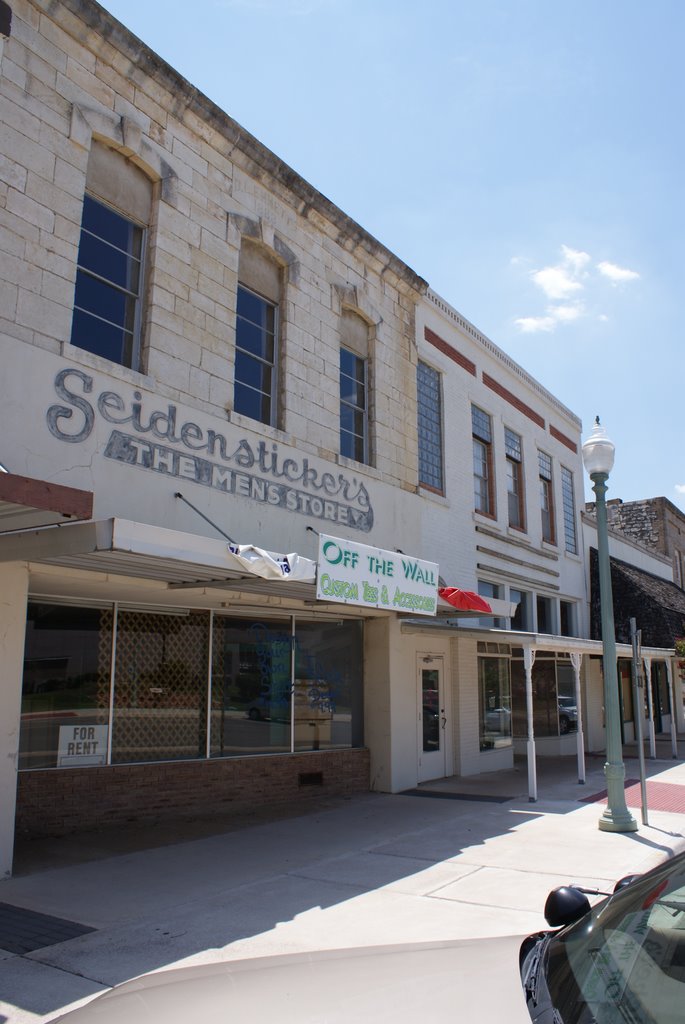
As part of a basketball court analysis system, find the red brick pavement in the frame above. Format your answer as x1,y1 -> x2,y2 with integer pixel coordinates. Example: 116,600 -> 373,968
582,779 -> 685,813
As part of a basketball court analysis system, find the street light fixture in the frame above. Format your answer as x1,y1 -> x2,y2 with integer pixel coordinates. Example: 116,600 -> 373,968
582,417 -> 637,832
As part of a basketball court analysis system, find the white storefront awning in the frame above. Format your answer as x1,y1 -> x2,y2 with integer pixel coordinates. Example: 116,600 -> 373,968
0,518 -> 318,601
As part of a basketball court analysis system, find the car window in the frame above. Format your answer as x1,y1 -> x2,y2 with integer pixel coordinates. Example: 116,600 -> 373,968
546,858 -> 685,1023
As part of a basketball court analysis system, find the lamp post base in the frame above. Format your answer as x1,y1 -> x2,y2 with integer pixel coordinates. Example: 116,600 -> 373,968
598,809 -> 639,833
598,761 -> 638,832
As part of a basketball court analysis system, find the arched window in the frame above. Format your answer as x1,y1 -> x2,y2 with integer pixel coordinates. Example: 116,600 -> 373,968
70,141 -> 152,370
234,241 -> 283,427
339,310 -> 370,464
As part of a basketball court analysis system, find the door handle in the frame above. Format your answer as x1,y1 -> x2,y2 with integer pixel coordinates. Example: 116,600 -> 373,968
441,716 -> 447,730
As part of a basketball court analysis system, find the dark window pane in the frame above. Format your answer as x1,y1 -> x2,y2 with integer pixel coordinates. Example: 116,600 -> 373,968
340,347 -> 363,379
236,314 -> 275,361
340,371 -> 366,407
82,194 -> 140,254
339,346 -> 367,463
237,286 -> 275,331
20,603 -> 113,770
294,621 -> 363,751
341,428 -> 365,462
234,381 -> 271,424
210,618 -> 293,756
73,269 -> 136,329
70,308 -> 133,366
70,195 -> 144,369
78,229 -> 142,293
234,286 -> 277,425
234,349 -> 272,394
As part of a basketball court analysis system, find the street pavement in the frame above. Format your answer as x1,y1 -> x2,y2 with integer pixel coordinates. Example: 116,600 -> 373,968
1,752 -> 685,1023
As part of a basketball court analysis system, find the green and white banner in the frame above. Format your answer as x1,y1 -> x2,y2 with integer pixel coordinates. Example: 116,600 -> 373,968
316,534 -> 438,616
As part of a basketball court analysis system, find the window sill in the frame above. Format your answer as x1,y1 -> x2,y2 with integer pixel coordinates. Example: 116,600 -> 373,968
473,510 -> 500,529
506,526 -> 530,543
418,485 -> 449,507
61,342 -> 157,391
335,453 -> 384,481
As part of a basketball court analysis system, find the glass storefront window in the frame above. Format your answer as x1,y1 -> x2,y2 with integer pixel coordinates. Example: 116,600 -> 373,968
211,618 -> 293,757
20,603 -> 364,768
479,656 -> 512,750
294,620 -> 363,751
556,662 -> 578,734
512,656 -> 579,737
20,603 -> 112,770
111,610 -> 209,763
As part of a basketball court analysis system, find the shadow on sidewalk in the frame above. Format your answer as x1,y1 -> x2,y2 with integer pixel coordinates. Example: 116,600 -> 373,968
3,750 -> 684,1019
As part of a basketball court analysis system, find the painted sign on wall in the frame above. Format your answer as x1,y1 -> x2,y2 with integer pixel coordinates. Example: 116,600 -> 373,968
45,366 -> 374,532
316,534 -> 439,616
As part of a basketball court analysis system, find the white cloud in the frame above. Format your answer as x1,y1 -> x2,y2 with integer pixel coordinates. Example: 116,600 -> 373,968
529,244 -> 592,301
561,245 -> 592,272
514,245 -> 640,334
552,303 -> 583,323
514,302 -> 583,333
597,261 -> 640,283
675,484 -> 685,495
531,266 -> 583,300
515,315 -> 557,333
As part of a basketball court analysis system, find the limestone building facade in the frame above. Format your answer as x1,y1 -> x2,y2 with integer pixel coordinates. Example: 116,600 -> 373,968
0,0 -> 678,877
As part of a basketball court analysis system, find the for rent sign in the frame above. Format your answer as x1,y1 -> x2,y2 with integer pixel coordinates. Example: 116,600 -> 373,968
57,724 -> 108,766
316,535 -> 439,616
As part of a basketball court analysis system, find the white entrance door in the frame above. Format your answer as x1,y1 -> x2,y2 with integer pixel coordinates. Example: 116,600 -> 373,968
417,655 -> 448,782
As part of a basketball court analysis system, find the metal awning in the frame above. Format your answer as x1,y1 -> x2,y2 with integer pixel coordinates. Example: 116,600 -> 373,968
0,473 -> 93,534
0,518 -> 318,601
400,618 -> 674,659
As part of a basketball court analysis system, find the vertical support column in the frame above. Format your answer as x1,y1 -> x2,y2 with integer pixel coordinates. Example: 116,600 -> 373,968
642,656 -> 657,759
665,659 -> 678,759
206,610 -> 214,759
570,652 -> 585,784
0,561 -> 29,879
523,645 -> 537,802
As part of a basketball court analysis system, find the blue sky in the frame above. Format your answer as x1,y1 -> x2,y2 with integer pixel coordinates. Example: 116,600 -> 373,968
101,0 -> 684,509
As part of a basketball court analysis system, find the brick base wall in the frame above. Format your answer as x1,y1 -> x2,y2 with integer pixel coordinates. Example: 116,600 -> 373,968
15,749 -> 370,838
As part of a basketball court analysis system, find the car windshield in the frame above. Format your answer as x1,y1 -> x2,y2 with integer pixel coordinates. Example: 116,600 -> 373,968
545,855 -> 685,1024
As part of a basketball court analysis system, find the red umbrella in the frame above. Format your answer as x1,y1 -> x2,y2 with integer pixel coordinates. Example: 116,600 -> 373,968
438,587 -> 492,613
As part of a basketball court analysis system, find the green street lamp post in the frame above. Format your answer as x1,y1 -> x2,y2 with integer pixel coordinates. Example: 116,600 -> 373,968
582,418 -> 638,833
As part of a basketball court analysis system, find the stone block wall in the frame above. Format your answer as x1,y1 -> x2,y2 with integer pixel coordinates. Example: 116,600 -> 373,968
2,0 -> 426,492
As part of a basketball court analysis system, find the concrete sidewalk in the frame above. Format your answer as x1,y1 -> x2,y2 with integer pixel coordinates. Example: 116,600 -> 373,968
1,754 -> 685,1024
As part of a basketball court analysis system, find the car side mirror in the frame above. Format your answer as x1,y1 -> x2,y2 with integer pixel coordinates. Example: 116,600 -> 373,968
544,885 -> 591,928
613,873 -> 641,892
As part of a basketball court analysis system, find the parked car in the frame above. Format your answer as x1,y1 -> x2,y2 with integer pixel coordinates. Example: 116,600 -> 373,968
50,851 -> 685,1023
557,695 -> 578,734
521,849 -> 685,1022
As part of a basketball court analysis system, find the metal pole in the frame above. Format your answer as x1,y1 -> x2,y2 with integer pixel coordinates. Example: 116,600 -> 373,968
666,659 -> 679,759
642,656 -> 657,759
523,645 -> 537,802
592,471 -> 638,832
630,618 -> 648,826
570,651 -> 585,784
